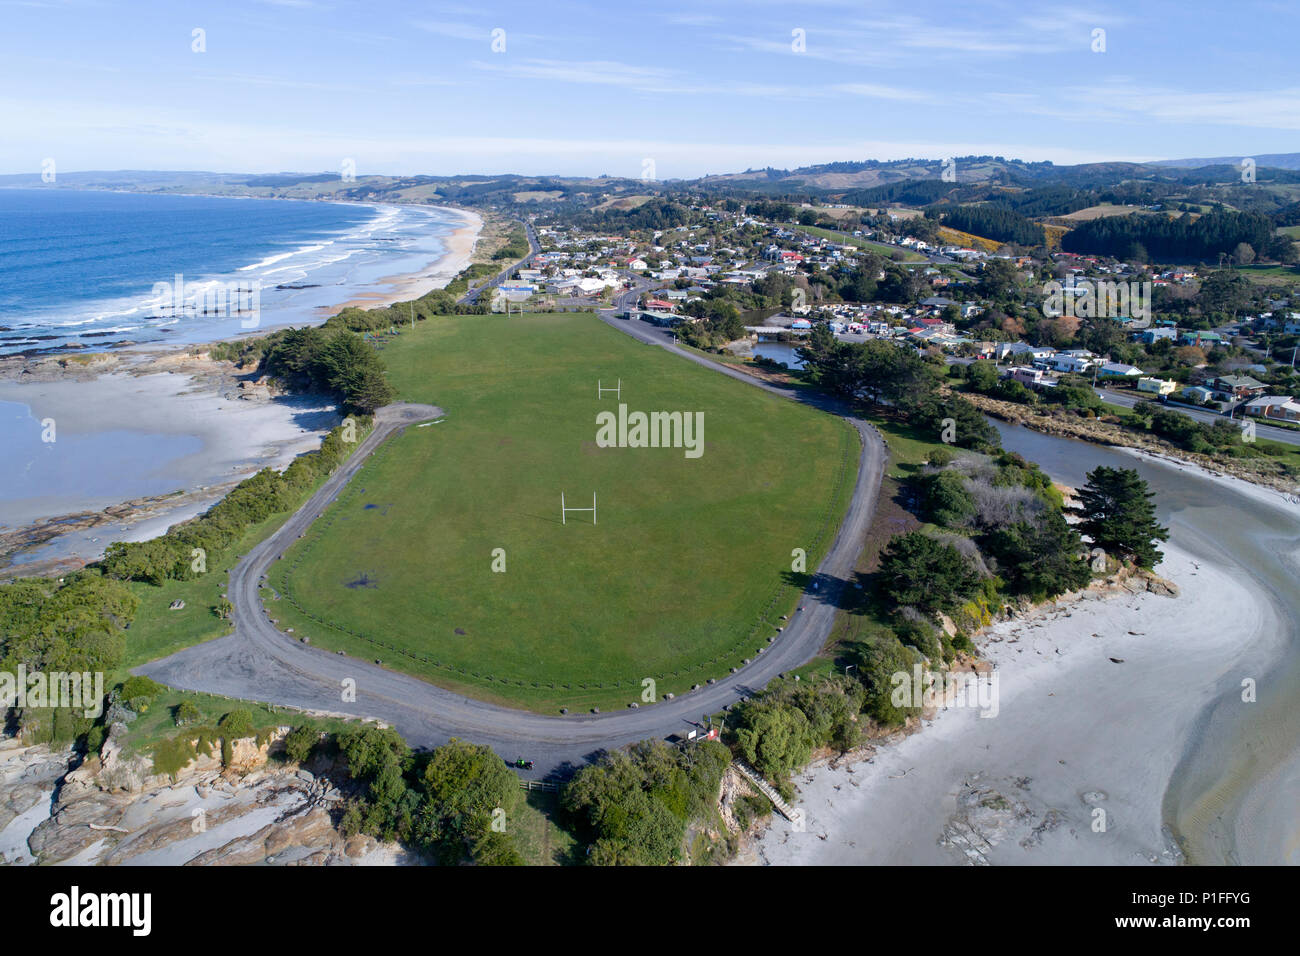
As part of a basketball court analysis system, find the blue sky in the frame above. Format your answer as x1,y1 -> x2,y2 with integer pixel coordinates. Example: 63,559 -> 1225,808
2,0 -> 1297,178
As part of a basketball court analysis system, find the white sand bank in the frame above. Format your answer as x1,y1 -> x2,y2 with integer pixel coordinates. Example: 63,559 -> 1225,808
741,543 -> 1273,866
0,370 -> 338,564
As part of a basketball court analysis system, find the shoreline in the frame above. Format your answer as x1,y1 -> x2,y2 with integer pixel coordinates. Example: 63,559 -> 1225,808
0,199 -> 482,363
315,208 -> 482,315
966,391 -> 1299,496
736,540 -> 1261,865
735,422 -> 1300,866
0,204 -> 482,575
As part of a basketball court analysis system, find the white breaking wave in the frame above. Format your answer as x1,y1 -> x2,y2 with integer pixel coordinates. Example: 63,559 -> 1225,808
1,202 -> 466,354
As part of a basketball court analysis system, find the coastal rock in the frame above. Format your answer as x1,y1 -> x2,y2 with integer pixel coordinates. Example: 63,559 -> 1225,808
0,782 -> 50,832
237,379 -> 273,401
184,805 -> 339,866
28,789 -> 131,862
88,735 -> 172,793
1139,575 -> 1180,598
226,735 -> 275,775
718,765 -> 762,835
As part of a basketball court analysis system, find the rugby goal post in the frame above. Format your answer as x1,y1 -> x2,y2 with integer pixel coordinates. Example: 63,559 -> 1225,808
596,378 -> 621,400
561,492 -> 596,525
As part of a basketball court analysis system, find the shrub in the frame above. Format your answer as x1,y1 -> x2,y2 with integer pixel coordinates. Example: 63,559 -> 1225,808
283,724 -> 319,763
173,700 -> 201,727
918,469 -> 975,527
84,724 -> 105,755
120,675 -> 165,702
857,638 -> 922,726
218,708 -> 255,738
928,446 -> 955,467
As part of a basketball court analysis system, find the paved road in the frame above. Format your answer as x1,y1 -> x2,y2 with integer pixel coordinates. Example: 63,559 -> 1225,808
1092,386 -> 1300,446
139,317 -> 886,779
459,222 -> 540,306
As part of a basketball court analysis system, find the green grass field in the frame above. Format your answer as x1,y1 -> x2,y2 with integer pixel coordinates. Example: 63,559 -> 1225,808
798,224 -> 927,262
1235,262 -> 1300,284
267,312 -> 857,713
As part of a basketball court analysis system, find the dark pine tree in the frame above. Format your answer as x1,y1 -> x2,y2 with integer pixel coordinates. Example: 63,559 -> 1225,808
1071,466 -> 1169,569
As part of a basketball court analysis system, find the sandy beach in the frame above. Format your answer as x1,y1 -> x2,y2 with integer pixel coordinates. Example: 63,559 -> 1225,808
740,543 -> 1269,865
0,205 -> 483,574
317,207 -> 482,315
739,424 -> 1300,867
0,367 -> 339,572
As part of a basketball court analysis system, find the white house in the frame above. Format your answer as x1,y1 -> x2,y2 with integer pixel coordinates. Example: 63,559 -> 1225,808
1007,366 -> 1045,386
1096,362 -> 1143,379
1137,377 -> 1177,396
1047,354 -> 1095,374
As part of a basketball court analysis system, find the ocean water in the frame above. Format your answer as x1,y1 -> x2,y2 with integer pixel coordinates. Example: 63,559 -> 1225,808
0,188 -> 465,355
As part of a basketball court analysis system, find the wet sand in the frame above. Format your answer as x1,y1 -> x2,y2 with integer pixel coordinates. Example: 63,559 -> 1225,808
741,423 -> 1300,866
0,207 -> 483,571
744,544 -> 1257,865
318,208 -> 481,314
0,370 -> 339,570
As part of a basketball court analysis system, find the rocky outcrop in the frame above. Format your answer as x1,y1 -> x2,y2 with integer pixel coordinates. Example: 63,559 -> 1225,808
237,377 -> 275,401
0,732 -> 401,866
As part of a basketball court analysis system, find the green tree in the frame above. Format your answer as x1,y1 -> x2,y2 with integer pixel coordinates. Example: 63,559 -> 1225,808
562,749 -> 685,866
1197,270 -> 1251,316
979,258 -> 1024,300
416,738 -> 521,864
732,700 -> 816,780
1070,466 -> 1169,568
337,725 -> 417,842
283,724 -> 319,763
966,359 -> 999,392
983,510 -> 1091,599
876,531 -> 981,615
855,637 -> 921,726
919,469 -> 975,527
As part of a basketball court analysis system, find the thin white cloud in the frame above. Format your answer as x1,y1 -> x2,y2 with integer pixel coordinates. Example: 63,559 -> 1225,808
832,83 -> 932,102
0,95 -> 1157,176
1076,84 -> 1300,130
473,58 -> 673,88
473,56 -> 852,99
414,20 -> 488,42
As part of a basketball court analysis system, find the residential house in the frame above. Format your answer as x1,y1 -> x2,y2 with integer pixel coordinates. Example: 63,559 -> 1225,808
1243,395 -> 1300,422
1179,330 -> 1224,347
1181,385 -> 1216,404
1210,375 -> 1268,401
1137,377 -> 1177,396
997,342 -> 1055,362
1047,354 -> 1094,374
1096,362 -> 1144,379
1007,366 -> 1045,386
